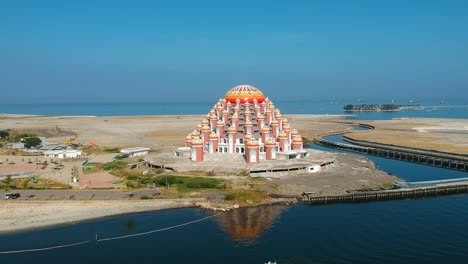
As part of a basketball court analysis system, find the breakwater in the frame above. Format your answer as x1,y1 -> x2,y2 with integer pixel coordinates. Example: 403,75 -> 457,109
302,183 -> 468,205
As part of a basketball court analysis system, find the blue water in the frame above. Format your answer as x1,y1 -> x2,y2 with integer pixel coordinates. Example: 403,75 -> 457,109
1,100 -> 467,119
313,134 -> 468,182
0,102 -> 468,263
1,198 -> 468,263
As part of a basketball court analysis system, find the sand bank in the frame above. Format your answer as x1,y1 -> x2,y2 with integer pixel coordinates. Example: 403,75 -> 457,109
0,199 -> 203,233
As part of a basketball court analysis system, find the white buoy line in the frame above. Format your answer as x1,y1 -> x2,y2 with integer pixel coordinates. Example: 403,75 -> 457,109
0,213 -> 219,254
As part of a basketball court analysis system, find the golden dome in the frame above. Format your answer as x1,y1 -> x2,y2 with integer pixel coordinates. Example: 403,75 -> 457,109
224,85 -> 265,104
292,136 -> 303,142
244,134 -> 252,140
191,137 -> 203,145
291,129 -> 299,135
271,119 -> 279,125
202,119 -> 209,125
266,137 -> 277,145
228,126 -> 237,133
244,121 -> 253,126
217,120 -> 225,126
278,131 -> 288,138
186,134 -> 192,140
202,125 -> 210,131
283,123 -> 291,130
245,139 -> 259,147
196,124 -> 202,129
261,125 -> 271,133
191,130 -> 200,136
209,132 -> 218,139
257,114 -> 265,119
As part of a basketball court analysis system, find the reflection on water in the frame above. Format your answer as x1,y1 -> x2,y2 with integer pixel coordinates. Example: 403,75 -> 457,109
215,205 -> 286,245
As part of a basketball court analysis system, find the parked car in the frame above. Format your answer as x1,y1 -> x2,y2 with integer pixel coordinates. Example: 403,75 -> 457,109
4,193 -> 21,199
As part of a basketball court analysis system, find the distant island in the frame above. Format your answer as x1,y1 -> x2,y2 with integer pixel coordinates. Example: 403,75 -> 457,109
343,104 -> 402,112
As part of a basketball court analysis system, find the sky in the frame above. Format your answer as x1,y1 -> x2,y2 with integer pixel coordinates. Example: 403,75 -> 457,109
1,0 -> 468,104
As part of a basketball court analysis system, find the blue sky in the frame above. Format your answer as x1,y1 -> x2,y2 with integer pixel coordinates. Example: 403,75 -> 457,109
1,0 -> 467,103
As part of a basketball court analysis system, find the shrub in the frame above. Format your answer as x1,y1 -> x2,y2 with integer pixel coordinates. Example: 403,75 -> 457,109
103,160 -> 128,170
24,137 -> 42,148
224,193 -> 236,200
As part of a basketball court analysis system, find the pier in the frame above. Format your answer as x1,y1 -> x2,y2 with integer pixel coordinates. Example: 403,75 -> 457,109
314,124 -> 468,172
302,183 -> 468,205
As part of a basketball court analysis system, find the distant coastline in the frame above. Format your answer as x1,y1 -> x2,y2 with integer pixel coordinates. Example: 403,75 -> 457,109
343,104 -> 419,112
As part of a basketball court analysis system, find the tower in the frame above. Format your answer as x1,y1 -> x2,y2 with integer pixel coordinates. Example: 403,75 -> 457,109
191,137 -> 204,162
245,139 -> 260,163
265,137 -> 277,160
209,132 -> 219,153
227,125 -> 237,154
185,134 -> 192,147
216,120 -> 225,140
244,121 -> 253,135
278,131 -> 288,152
261,125 -> 271,144
292,135 -> 303,151
257,114 -> 265,130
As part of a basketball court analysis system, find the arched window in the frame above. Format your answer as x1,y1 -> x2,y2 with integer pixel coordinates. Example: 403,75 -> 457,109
224,147 -> 228,153
236,148 -> 239,153
241,147 -> 245,153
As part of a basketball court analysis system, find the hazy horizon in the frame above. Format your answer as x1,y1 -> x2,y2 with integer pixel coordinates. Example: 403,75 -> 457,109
1,0 -> 467,104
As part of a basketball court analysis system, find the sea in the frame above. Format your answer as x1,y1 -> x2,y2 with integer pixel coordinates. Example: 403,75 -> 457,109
0,101 -> 467,263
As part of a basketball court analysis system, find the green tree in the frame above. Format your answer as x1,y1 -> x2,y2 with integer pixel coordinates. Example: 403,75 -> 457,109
24,137 -> 42,148
343,104 -> 354,111
22,178 -> 30,190
2,175 -> 12,191
0,130 -> 9,139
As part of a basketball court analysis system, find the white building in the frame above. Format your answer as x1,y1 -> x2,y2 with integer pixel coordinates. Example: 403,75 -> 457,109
44,149 -> 82,159
120,147 -> 150,158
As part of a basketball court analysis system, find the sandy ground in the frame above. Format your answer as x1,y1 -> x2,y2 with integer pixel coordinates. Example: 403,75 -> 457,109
0,199 -> 202,233
347,118 -> 468,154
270,153 -> 400,196
79,171 -> 124,188
0,114 -> 353,152
0,113 -> 410,233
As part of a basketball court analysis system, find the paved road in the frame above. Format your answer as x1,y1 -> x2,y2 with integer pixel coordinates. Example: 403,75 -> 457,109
0,189 -> 161,200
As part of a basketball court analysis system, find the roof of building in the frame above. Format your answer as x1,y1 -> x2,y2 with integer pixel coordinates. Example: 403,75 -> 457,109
224,84 -> 265,104
120,147 -> 150,154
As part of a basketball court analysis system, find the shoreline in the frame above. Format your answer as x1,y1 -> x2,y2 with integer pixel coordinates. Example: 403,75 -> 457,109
0,199 -> 203,234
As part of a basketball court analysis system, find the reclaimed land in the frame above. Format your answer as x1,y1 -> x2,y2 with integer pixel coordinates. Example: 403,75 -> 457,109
4,114 -> 465,231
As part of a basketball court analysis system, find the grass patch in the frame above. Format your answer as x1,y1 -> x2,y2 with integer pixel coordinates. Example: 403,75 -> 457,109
176,177 -> 225,192
223,190 -> 268,204
103,148 -> 120,153
103,160 -> 128,170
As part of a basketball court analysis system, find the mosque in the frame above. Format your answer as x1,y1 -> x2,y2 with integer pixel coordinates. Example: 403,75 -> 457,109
182,85 -> 308,163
